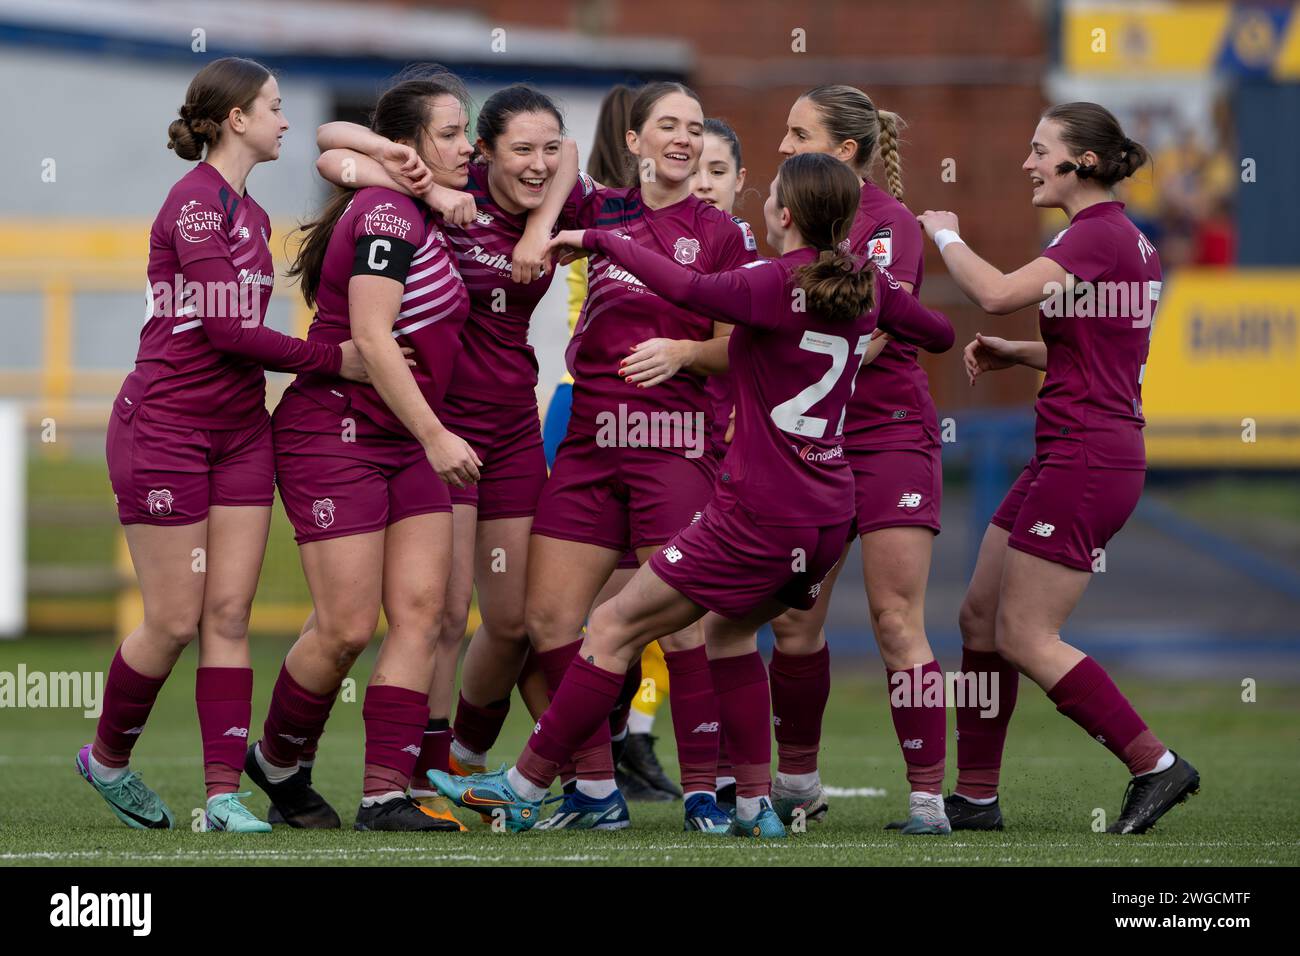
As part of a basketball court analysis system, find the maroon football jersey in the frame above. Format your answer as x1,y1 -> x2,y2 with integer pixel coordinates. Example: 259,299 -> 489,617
290,187 -> 469,436
120,162 -> 336,428
1038,200 -> 1163,467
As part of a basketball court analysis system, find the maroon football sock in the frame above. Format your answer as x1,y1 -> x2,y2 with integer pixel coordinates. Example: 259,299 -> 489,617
663,646 -> 720,793
516,658 -> 624,790
195,666 -> 253,799
452,693 -> 510,757
260,662 -> 337,768
1047,657 -> 1166,775
92,648 -> 169,768
954,647 -> 1019,800
361,684 -> 429,798
885,659 -> 946,794
770,643 -> 830,776
609,659 -> 642,737
410,718 -> 451,790
708,652 -> 771,799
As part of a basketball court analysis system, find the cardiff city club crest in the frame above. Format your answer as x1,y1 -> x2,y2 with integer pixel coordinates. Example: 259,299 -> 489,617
146,489 -> 174,517
312,498 -> 336,529
673,236 -> 700,265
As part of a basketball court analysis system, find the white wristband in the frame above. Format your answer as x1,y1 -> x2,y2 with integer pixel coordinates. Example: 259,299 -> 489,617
934,228 -> 965,253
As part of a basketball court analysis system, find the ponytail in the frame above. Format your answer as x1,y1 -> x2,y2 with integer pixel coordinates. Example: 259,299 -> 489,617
876,110 -> 905,200
796,249 -> 876,324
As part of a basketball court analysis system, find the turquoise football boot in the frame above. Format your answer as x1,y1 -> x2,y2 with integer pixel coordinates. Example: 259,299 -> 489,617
76,744 -> 174,830
427,765 -> 541,832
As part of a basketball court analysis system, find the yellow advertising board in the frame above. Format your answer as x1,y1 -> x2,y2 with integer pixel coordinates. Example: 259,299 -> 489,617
1143,269 -> 1300,466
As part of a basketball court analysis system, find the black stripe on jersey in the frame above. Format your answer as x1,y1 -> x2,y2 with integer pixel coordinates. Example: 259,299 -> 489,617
352,234 -> 417,281
596,194 -> 643,226
218,186 -> 239,223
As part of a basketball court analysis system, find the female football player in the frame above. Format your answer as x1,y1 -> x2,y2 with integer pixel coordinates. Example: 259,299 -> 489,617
772,85 -> 953,835
245,66 -> 479,832
917,101 -> 1198,834
81,57 -> 369,833
312,85 -> 598,824
522,83 -> 758,832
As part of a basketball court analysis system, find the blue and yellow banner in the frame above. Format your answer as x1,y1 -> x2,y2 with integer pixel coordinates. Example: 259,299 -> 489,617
1064,2 -> 1300,80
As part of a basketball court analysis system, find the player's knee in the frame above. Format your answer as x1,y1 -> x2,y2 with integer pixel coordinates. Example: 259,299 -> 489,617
144,611 -> 200,653
437,604 -> 471,649
872,605 -> 914,661
586,601 -> 632,653
316,611 -> 378,664
202,593 -> 252,644
771,612 -> 817,654
480,607 -> 527,645
958,594 -> 995,647
524,600 -> 576,649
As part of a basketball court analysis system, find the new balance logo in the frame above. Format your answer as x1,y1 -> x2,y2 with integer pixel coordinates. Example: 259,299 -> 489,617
898,493 -> 922,508
662,545 -> 683,564
691,721 -> 719,733
1028,521 -> 1055,537
902,738 -> 923,750
277,733 -> 308,745
401,744 -> 422,756
222,726 -> 248,738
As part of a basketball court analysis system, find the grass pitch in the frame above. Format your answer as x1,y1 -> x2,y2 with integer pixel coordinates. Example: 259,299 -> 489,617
1,634 -> 1296,867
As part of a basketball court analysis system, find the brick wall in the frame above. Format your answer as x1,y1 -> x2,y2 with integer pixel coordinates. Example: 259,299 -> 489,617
405,0 -> 1058,412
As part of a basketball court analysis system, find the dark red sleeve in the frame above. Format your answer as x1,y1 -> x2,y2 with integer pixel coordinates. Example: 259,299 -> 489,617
1042,218 -> 1117,282
185,257 -> 342,374
585,229 -> 786,329
873,265 -> 954,353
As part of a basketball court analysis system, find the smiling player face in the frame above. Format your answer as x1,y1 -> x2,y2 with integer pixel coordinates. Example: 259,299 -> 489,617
414,94 -> 475,190
627,91 -> 704,188
482,110 -> 564,215
1024,117 -> 1093,211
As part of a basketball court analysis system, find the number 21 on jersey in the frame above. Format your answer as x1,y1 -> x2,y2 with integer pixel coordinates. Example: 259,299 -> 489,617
770,331 -> 872,438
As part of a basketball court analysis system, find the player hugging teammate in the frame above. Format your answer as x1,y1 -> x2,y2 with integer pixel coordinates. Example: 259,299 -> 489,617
81,53 -> 1198,841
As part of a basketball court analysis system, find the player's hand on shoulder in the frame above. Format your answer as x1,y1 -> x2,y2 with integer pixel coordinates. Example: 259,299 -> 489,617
918,210 -> 959,239
379,141 -> 432,196
425,182 -> 476,226
425,428 -> 483,488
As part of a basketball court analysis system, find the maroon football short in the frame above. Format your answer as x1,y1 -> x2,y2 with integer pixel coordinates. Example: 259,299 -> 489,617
440,393 -> 548,520
991,442 -> 1144,572
649,497 -> 852,620
848,443 -> 942,537
531,433 -> 716,553
272,389 -> 450,545
106,396 -> 274,526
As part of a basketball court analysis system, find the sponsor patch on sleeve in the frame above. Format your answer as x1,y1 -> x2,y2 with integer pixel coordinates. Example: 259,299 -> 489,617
578,171 -> 596,197
175,199 -> 224,244
866,227 -> 893,267
361,200 -> 415,242
732,216 -> 758,252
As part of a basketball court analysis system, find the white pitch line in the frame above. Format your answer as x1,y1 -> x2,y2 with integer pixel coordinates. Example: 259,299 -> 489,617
3,840 -> 1295,865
